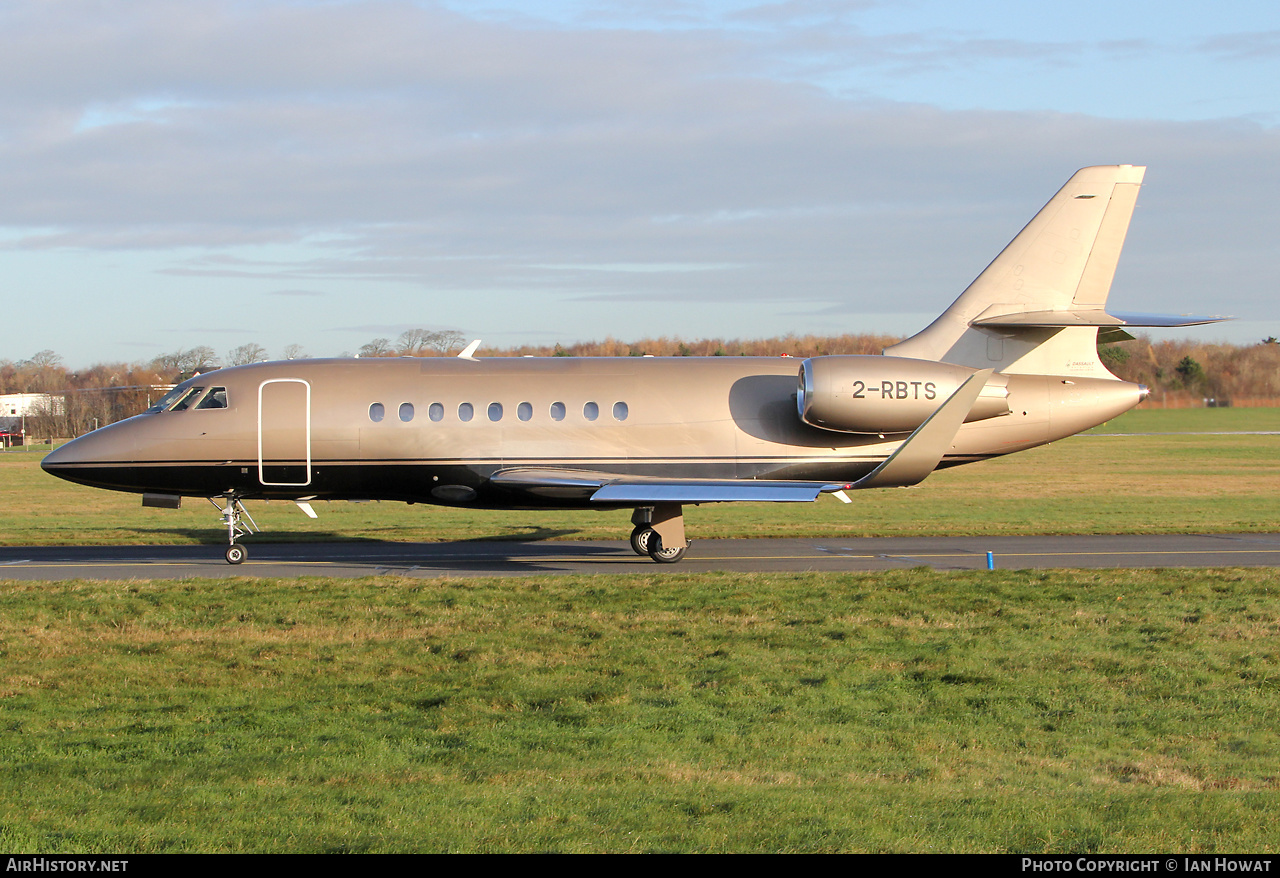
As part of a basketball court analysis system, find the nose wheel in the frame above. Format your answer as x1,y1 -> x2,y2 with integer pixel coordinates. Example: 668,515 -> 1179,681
209,495 -> 259,565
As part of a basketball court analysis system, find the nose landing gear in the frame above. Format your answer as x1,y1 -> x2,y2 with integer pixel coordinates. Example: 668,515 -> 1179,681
209,495 -> 259,565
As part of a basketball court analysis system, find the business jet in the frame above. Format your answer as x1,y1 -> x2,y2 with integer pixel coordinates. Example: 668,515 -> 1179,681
42,165 -> 1220,564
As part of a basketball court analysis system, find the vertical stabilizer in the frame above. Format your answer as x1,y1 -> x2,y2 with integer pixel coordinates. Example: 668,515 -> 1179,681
885,165 -> 1146,376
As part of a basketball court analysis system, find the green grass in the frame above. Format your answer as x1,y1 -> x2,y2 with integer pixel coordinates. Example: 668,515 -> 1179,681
1088,407 -> 1280,434
2,568 -> 1277,852
6,407 -> 1280,545
5,409 -> 1278,852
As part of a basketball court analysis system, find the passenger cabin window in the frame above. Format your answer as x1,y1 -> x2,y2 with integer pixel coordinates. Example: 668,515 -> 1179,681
364,398 -> 628,426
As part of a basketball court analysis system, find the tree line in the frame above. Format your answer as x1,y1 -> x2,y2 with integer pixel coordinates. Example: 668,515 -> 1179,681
4,332 -> 1278,437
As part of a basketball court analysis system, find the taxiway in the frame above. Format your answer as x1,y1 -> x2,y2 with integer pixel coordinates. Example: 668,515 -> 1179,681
3,533 -> 1280,580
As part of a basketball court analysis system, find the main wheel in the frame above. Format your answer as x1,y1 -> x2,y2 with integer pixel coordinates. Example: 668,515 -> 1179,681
225,544 -> 247,565
629,526 -> 655,556
647,533 -> 687,564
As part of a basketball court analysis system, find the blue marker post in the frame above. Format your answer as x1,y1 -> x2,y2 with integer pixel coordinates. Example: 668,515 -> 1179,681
986,551 -> 995,570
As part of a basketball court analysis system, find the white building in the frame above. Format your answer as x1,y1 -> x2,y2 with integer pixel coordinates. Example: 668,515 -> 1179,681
0,392 -> 63,442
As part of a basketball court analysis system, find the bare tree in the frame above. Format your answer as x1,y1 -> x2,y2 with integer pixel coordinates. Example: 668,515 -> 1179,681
152,347 -> 220,379
425,330 -> 465,354
358,338 -> 393,357
20,350 -> 66,392
227,343 -> 269,366
395,329 -> 434,355
24,395 -> 63,444
392,329 -> 466,356
26,350 -> 63,370
282,344 -> 309,360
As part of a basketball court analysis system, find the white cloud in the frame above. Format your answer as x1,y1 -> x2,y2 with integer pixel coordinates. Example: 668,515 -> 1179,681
0,0 -> 1276,364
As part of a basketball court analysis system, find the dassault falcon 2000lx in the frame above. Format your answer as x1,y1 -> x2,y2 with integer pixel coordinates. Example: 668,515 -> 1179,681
44,165 -> 1222,564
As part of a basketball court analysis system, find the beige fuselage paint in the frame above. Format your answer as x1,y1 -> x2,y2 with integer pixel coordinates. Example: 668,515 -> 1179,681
41,354 -> 1142,507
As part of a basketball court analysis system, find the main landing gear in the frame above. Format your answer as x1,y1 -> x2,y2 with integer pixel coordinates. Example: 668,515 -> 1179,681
629,504 -> 688,563
209,495 -> 259,565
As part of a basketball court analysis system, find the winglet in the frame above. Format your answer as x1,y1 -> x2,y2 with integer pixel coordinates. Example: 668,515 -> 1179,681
457,339 -> 482,360
847,369 -> 993,489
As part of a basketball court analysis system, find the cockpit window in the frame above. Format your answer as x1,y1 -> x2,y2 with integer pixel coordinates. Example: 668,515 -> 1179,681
169,387 -> 206,412
196,387 -> 228,409
147,385 -> 201,413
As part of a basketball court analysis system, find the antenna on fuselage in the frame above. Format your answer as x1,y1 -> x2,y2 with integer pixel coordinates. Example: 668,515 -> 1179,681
457,339 -> 481,360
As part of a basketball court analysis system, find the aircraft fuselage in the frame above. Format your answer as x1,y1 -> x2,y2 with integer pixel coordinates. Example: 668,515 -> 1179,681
42,354 -> 1142,508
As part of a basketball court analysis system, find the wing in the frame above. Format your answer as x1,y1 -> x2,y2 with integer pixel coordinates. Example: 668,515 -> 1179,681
487,370 -> 992,504
489,468 -> 841,503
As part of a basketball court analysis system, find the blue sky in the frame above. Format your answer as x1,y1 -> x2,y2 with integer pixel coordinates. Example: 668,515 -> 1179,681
2,0 -> 1277,367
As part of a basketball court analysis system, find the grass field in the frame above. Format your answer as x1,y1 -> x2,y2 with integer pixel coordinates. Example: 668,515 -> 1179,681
4,408 -> 1278,546
1087,406 -> 1280,434
2,408 -> 1277,852
2,568 -> 1278,853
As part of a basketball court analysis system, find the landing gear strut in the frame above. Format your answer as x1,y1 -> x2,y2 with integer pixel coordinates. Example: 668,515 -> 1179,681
209,495 -> 259,565
630,504 -> 688,563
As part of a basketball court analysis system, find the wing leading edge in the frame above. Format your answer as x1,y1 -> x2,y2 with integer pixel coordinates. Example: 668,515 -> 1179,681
487,369 -> 993,504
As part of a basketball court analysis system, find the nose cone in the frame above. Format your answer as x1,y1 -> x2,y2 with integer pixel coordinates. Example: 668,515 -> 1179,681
42,423 -> 126,469
41,419 -> 150,492
41,433 -> 91,475
40,438 -> 82,471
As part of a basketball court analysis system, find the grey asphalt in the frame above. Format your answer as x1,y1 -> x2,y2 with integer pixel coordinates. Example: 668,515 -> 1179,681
3,533 -> 1280,579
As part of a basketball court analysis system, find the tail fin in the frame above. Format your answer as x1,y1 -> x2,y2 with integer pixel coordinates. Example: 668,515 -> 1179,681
885,165 -> 1146,377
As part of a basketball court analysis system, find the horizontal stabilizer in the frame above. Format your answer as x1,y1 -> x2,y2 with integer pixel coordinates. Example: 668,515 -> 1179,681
972,308 -> 1228,328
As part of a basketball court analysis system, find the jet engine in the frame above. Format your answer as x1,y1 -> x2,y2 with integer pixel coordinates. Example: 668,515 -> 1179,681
797,355 -> 1010,433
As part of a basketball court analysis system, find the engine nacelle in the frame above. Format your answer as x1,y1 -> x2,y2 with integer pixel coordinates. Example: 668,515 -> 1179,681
797,356 -> 1010,433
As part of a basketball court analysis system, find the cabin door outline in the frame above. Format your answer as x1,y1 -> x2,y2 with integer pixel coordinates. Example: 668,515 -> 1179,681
257,378 -> 312,487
